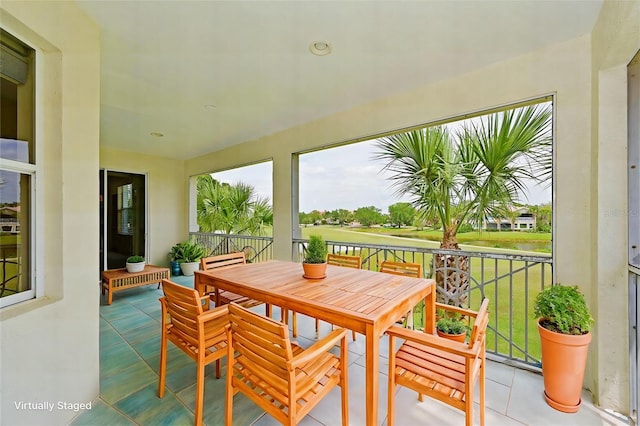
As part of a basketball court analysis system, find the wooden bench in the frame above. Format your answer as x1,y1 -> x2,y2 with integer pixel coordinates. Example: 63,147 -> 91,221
101,265 -> 169,305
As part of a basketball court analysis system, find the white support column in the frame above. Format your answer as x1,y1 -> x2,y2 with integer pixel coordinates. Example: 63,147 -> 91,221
188,174 -> 199,233
272,151 -> 294,260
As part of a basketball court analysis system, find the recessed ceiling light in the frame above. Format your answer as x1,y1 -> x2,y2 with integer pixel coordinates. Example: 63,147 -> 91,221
150,132 -> 164,137
309,41 -> 331,56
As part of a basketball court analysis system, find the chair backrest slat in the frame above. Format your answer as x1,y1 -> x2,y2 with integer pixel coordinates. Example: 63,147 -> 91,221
228,303 -> 293,384
379,260 -> 422,278
200,252 -> 246,271
327,253 -> 362,269
161,279 -> 205,346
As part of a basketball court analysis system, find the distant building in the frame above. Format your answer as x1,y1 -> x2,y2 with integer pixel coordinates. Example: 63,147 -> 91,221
482,206 -> 536,231
0,206 -> 20,234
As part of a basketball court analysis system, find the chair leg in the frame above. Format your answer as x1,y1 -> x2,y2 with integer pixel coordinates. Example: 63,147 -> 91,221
387,336 -> 396,426
158,331 -> 167,398
195,361 -> 205,426
283,309 -> 298,337
466,378 -> 473,426
340,334 -> 349,426
292,312 -> 298,337
480,353 -> 486,426
225,344 -> 234,426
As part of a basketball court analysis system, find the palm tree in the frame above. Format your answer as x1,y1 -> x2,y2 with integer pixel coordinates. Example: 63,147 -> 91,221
196,175 -> 273,236
375,103 -> 552,305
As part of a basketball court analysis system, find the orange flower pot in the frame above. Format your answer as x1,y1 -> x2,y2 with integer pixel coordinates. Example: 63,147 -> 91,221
538,319 -> 591,413
437,329 -> 466,343
302,262 -> 327,279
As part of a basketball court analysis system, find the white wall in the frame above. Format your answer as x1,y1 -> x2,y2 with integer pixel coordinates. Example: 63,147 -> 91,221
0,2 -> 101,425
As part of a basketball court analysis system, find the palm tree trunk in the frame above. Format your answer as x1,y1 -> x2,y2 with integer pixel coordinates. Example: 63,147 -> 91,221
434,230 -> 470,307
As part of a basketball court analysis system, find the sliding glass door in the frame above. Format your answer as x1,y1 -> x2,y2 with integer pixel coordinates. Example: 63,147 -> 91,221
100,170 -> 146,271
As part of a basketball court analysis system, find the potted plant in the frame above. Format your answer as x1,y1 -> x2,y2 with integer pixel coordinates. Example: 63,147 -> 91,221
178,239 -> 209,276
169,243 -> 184,276
534,284 -> 594,413
125,255 -> 146,273
302,235 -> 328,279
436,312 -> 468,343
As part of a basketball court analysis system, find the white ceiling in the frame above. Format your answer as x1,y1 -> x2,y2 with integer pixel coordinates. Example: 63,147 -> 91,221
76,0 -> 603,160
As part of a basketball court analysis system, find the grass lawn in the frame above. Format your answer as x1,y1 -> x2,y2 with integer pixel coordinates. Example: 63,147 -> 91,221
300,225 -> 549,364
0,234 -> 22,295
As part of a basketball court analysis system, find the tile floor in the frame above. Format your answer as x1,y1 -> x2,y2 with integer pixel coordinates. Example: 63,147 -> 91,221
70,275 -> 630,426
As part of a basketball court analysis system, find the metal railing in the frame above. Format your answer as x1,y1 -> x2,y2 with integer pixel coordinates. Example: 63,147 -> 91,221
190,232 -> 552,368
294,237 -> 552,368
190,232 -> 273,264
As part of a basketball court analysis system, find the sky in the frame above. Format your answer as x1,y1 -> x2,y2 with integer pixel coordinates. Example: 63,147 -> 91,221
0,139 -> 29,204
211,138 -> 552,214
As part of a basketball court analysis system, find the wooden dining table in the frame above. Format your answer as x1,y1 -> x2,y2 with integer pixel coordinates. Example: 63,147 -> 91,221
194,259 -> 436,426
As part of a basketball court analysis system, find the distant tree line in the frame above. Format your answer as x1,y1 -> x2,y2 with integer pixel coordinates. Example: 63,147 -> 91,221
299,201 -> 552,233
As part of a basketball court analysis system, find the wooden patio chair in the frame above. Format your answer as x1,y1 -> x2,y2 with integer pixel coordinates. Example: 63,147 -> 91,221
158,279 -> 229,426
327,253 -> 362,269
386,298 -> 490,426
379,260 -> 422,327
379,259 -> 422,278
225,302 -> 350,426
200,252 -> 271,317
313,253 -> 362,340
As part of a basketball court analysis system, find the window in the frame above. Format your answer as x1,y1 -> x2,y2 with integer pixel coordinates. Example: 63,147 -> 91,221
0,30 -> 35,307
117,183 -> 134,235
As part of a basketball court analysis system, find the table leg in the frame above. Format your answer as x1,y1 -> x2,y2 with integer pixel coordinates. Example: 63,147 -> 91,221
194,273 -> 203,296
365,324 -> 378,426
425,287 -> 436,334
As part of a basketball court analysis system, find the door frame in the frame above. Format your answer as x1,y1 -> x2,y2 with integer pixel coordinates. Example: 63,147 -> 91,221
100,168 -> 148,271
628,51 -> 639,425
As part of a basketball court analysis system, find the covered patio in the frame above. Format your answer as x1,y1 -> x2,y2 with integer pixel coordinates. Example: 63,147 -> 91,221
0,1 -> 638,425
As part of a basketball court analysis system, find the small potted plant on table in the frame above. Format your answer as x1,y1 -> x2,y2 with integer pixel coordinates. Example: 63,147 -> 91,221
126,255 -> 146,273
534,284 -> 594,413
302,234 -> 328,279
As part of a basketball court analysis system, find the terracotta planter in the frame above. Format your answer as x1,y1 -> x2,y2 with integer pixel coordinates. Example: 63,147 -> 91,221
437,329 -> 466,343
302,262 -> 327,279
538,319 -> 591,413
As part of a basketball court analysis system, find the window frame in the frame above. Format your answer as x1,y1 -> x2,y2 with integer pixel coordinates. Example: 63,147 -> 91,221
0,31 -> 39,309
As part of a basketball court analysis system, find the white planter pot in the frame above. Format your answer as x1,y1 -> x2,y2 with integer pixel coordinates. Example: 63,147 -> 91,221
126,261 -> 145,273
180,261 -> 200,276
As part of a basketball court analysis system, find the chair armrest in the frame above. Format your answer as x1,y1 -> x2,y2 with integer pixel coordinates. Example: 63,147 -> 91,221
435,302 -> 478,318
198,304 -> 229,324
386,325 -> 481,358
291,328 -> 348,367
